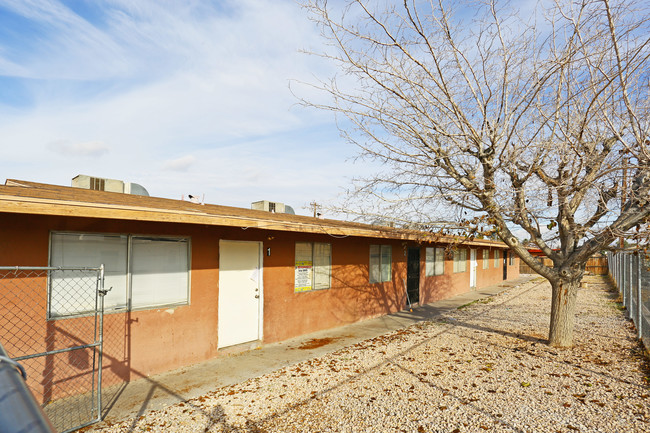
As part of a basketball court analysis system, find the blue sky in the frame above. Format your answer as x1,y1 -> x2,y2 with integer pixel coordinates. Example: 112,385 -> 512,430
0,0 -> 360,215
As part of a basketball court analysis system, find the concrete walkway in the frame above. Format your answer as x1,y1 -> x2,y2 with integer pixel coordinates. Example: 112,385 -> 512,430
98,275 -> 539,426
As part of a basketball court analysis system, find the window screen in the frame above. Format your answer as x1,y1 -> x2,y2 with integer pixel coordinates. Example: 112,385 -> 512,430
131,237 -> 189,309
370,244 -> 392,283
369,245 -> 381,283
314,243 -> 332,290
49,232 -> 190,317
50,233 -> 128,316
380,245 -> 392,282
425,247 -> 434,277
483,249 -> 489,269
453,249 -> 467,273
425,247 -> 445,276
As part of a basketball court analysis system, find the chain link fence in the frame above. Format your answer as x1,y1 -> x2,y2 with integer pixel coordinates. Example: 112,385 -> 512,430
607,252 -> 650,351
0,266 -> 105,433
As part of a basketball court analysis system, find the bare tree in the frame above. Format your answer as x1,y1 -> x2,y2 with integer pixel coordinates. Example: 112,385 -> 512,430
300,0 -> 650,347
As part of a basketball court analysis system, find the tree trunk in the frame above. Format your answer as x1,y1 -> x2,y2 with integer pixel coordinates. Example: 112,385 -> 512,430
548,278 -> 580,347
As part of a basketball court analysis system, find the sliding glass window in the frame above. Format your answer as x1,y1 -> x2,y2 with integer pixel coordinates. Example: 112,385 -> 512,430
50,232 -> 190,317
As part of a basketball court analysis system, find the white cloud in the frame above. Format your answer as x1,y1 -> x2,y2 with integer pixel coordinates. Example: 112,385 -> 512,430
47,139 -> 110,157
162,155 -> 196,172
0,0 -> 353,215
0,0 -> 129,80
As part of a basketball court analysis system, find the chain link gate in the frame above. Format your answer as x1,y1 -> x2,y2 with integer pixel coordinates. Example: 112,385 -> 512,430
0,265 -> 106,433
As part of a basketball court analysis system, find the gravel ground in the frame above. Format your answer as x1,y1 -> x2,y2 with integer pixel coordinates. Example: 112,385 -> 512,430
89,275 -> 650,433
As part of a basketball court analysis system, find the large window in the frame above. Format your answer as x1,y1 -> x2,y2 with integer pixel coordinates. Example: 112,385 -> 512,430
50,232 -> 190,317
131,237 -> 190,309
425,247 -> 445,276
482,249 -> 489,269
370,244 -> 392,283
295,242 -> 331,292
453,248 -> 467,273
494,249 -> 500,268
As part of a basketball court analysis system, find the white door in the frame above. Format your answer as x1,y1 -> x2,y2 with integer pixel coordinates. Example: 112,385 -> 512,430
470,249 -> 478,289
218,240 -> 262,348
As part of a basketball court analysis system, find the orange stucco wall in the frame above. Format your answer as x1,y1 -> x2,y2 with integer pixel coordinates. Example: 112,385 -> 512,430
0,212 -> 518,403
261,232 -> 408,343
0,213 -> 223,401
417,246 -> 519,305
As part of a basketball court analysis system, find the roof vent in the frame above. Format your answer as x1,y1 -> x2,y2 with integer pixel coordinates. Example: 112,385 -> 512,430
251,200 -> 294,214
72,175 -> 149,196
124,182 -> 150,196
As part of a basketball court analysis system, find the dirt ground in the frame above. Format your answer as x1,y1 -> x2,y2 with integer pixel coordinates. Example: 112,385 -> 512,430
88,275 -> 650,433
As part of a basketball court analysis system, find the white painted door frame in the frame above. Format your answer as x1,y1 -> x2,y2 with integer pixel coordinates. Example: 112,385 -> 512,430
470,248 -> 478,289
218,240 -> 263,348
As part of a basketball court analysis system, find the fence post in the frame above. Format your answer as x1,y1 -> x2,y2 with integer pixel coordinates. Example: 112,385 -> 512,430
97,264 -> 105,423
637,254 -> 642,339
628,254 -> 633,319
625,254 -> 629,319
628,253 -> 632,317
623,254 -> 627,314
618,253 -> 622,298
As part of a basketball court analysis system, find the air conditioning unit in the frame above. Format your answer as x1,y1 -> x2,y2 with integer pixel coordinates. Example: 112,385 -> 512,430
251,200 -> 285,213
72,175 -> 149,196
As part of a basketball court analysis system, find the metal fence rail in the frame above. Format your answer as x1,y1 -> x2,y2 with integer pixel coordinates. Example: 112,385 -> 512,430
0,266 -> 105,433
607,252 -> 650,351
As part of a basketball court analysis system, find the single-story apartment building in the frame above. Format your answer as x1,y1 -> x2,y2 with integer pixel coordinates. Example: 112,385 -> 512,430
0,177 -> 519,404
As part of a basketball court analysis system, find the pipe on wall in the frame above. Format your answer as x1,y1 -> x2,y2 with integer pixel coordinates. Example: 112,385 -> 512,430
0,342 -> 55,433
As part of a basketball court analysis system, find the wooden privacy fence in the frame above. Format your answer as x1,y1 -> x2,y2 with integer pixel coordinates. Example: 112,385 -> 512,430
519,255 -> 608,275
585,255 -> 609,275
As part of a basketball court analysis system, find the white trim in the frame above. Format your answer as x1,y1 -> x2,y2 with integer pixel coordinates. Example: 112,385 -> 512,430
470,249 -> 478,288
257,241 -> 264,343
218,240 -> 263,348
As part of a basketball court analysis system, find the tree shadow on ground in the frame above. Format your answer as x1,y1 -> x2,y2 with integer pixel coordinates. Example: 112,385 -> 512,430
101,275 -> 646,432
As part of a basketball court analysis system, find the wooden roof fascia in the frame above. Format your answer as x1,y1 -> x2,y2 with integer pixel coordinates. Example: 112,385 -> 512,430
0,193 -> 416,239
0,181 -> 511,248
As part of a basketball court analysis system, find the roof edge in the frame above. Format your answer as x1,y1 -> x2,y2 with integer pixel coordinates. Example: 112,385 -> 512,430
0,180 -> 509,247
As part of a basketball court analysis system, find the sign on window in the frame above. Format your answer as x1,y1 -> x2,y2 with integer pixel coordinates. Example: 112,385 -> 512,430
295,242 -> 314,292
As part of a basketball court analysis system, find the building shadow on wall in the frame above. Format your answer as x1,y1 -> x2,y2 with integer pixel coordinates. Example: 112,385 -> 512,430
325,264 -> 404,325
31,309 -> 220,431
